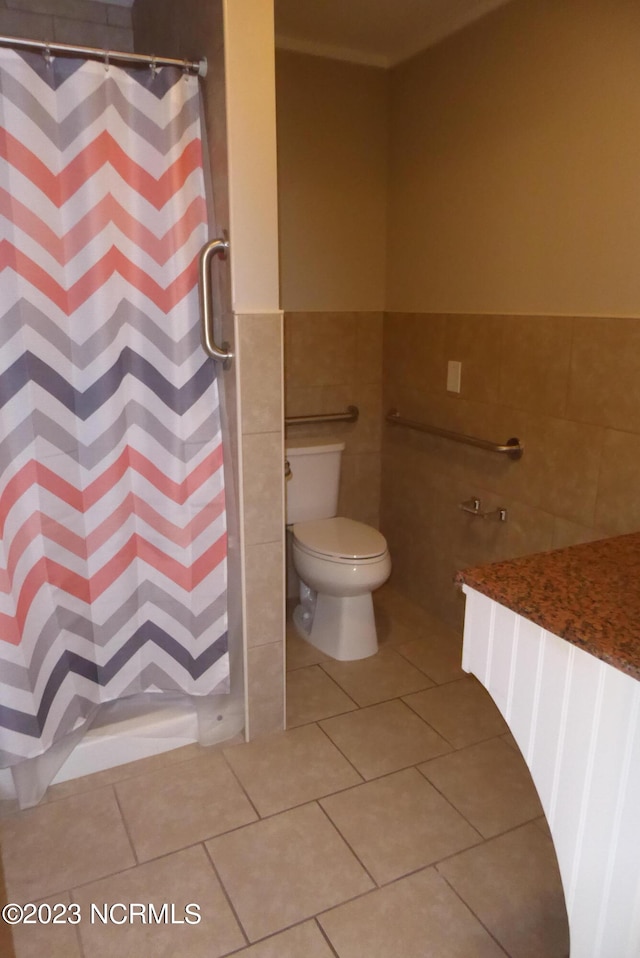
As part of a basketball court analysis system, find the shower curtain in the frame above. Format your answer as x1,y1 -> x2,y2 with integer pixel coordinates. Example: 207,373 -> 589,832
0,49 -> 229,803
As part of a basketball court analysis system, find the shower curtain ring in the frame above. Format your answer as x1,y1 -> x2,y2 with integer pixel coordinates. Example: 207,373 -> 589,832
43,45 -> 52,68
150,57 -> 158,78
104,50 -> 110,72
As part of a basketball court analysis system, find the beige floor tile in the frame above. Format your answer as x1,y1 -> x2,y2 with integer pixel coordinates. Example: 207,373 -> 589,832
73,844 -> 245,958
437,822 -> 569,958
223,724 -> 362,817
321,648 -> 433,708
228,920 -> 334,957
286,665 -> 357,727
320,699 -> 451,780
403,675 -> 508,747
501,731 -> 520,751
373,585 -> 435,631
207,802 -> 373,942
396,634 -> 465,685
0,787 -> 134,903
115,750 -> 257,862
533,815 -> 553,840
11,893 -> 82,958
374,605 -> 420,648
45,743 -> 206,804
419,737 -> 543,837
286,627 -> 331,671
319,866 -> 506,958
0,798 -> 19,820
320,767 -> 480,885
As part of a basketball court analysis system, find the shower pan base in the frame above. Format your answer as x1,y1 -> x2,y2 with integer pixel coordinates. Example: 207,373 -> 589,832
0,694 -> 244,801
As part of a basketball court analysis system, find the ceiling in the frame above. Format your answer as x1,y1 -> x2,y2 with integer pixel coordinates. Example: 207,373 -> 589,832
274,0 -> 513,68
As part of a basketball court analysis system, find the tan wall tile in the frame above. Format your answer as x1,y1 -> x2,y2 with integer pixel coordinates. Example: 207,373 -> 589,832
284,311 -> 382,528
245,540 -> 285,648
567,317 -> 640,431
551,517 -> 605,550
499,315 -> 573,418
338,452 -> 382,529
242,431 -> 284,545
497,415 -> 603,527
444,314 -> 503,404
246,642 -> 285,738
385,313 -> 446,401
342,382 -> 382,454
594,429 -> 640,535
285,312 -> 359,388
238,312 -> 283,434
284,385 -> 326,418
356,312 -> 384,384
381,311 -> 636,629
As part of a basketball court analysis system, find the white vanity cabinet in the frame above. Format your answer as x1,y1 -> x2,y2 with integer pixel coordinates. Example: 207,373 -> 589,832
462,585 -> 640,958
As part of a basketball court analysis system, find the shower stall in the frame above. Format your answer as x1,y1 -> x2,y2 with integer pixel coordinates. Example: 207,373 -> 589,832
0,0 -> 283,805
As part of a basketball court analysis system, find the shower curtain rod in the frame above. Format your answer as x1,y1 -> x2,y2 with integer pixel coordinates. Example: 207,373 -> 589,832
0,34 -> 207,76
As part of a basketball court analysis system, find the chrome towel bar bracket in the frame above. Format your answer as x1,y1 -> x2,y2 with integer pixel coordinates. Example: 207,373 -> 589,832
199,236 -> 233,368
460,497 -> 508,521
386,409 -> 523,460
285,405 -> 359,427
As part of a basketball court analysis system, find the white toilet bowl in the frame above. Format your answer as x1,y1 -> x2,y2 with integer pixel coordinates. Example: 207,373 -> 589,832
291,517 -> 391,660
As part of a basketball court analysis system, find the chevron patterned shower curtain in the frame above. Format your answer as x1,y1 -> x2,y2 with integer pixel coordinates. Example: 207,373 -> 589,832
0,50 -> 229,774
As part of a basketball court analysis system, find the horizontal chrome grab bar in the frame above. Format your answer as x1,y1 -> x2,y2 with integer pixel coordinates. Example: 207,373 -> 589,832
386,409 -> 524,460
285,405 -> 359,427
198,236 -> 233,368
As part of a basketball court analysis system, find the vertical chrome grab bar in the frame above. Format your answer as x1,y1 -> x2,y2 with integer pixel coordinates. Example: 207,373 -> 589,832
198,236 -> 233,368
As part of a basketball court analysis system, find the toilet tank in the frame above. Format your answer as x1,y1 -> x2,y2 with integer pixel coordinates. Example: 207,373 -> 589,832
285,441 -> 345,523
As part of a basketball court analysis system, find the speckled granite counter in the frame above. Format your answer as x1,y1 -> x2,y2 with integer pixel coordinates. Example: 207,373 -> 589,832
457,531 -> 640,682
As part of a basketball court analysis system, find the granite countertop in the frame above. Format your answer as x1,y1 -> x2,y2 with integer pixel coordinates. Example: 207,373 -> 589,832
456,532 -> 640,682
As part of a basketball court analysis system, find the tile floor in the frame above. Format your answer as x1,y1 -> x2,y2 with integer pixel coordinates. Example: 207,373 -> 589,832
0,586 -> 570,958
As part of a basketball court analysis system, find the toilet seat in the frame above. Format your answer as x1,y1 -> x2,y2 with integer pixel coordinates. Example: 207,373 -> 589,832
293,517 -> 387,562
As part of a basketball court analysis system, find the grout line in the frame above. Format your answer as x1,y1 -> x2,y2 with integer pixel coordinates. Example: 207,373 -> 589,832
315,800 -> 378,888
43,743 -> 213,807
111,783 -> 140,867
218,748 -> 262,821
66,840 -> 210,897
313,722 -> 366,783
297,662 -> 360,708
436,868 -> 511,957
412,761 -> 485,841
287,702 -> 360,731
314,916 -> 341,957
202,842 -> 250,951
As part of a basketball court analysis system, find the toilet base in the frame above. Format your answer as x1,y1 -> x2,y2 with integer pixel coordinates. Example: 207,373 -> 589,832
293,589 -> 378,661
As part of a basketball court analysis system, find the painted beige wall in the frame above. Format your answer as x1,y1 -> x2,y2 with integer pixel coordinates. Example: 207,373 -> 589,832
276,50 -> 389,312
387,0 -> 640,316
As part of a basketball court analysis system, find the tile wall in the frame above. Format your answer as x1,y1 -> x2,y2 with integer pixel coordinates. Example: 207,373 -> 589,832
237,311 -> 285,735
381,311 -> 640,630
284,311 -> 383,528
0,0 -> 132,48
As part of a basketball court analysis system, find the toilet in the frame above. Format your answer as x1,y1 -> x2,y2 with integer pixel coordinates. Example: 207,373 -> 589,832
285,440 -> 391,661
